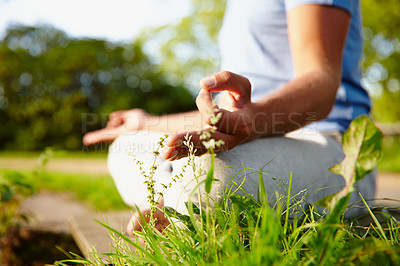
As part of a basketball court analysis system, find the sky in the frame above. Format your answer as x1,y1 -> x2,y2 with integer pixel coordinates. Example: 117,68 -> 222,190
0,0 -> 191,42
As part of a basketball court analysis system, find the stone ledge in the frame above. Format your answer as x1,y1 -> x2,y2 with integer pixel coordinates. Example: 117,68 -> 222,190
67,210 -> 132,263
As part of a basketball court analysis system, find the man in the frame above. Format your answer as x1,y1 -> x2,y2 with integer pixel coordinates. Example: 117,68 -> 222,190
83,0 -> 375,233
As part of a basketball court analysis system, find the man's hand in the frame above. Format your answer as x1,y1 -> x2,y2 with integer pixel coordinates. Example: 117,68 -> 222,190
83,108 -> 149,146
163,71 -> 259,161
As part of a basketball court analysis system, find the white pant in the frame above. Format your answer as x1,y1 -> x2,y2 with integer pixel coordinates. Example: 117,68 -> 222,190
108,129 -> 376,217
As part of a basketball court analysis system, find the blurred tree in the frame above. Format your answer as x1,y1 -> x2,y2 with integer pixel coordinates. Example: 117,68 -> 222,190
1,0 -> 398,151
362,0 -> 400,123
0,25 -> 195,150
139,0 -> 227,93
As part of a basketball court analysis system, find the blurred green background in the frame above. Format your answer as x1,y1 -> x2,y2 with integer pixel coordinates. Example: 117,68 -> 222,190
0,1 -> 399,248
0,0 -> 399,162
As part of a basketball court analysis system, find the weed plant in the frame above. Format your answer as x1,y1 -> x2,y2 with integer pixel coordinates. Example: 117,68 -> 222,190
0,171 -> 35,236
0,148 -> 53,235
57,115 -> 400,265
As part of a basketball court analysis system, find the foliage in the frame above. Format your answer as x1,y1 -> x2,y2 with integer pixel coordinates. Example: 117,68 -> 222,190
0,148 -> 53,236
380,135 -> 400,172
138,0 -> 226,93
0,25 -> 195,150
0,146 -> 126,243
0,0 -> 398,151
0,171 -> 35,236
317,115 -> 383,208
362,0 -> 400,123
0,169 -> 127,211
361,0 -> 400,173
56,116 -> 400,265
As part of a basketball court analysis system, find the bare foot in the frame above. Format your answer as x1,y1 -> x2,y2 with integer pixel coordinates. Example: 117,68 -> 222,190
127,199 -> 170,236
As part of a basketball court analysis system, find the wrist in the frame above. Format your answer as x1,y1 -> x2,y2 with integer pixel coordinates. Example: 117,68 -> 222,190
143,113 -> 157,131
249,102 -> 268,139
129,108 -> 151,131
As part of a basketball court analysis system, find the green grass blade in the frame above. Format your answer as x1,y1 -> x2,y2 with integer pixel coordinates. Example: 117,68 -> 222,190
283,172 -> 293,236
94,219 -> 157,261
359,193 -> 389,244
258,169 -> 268,204
205,153 -> 215,194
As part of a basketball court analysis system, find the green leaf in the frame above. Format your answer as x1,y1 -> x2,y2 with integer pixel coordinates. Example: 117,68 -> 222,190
317,115 -> 383,208
258,170 -> 268,203
163,206 -> 195,231
184,201 -> 201,215
229,194 -> 261,227
334,114 -> 383,182
0,184 -> 13,202
325,194 -> 351,225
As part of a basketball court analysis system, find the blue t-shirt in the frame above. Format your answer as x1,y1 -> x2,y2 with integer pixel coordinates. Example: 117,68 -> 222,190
218,0 -> 371,132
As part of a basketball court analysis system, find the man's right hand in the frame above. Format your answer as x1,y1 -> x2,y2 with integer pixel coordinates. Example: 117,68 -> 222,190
163,71 -> 258,161
83,108 -> 150,146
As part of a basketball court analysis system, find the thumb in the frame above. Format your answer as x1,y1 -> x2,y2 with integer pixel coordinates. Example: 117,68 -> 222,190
200,71 -> 251,105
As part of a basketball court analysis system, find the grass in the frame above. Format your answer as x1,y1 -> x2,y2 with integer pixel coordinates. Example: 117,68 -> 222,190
36,171 -> 127,210
0,147 -> 125,210
53,115 -> 400,266
0,150 -> 108,159
2,117 -> 400,265
0,170 -> 127,211
57,179 -> 400,266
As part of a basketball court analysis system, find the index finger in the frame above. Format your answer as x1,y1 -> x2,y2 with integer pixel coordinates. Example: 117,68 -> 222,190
82,128 -> 122,146
163,129 -> 238,160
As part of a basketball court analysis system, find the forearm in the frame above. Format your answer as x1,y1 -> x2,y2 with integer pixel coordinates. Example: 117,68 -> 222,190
247,4 -> 350,138
252,69 -> 339,137
146,110 -> 204,133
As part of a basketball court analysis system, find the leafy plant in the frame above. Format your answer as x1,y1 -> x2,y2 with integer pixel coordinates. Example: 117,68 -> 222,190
317,114 -> 383,209
0,171 -> 35,235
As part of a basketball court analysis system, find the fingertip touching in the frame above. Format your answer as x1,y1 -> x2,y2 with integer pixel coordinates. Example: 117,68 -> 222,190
199,71 -> 252,104
200,75 -> 216,89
